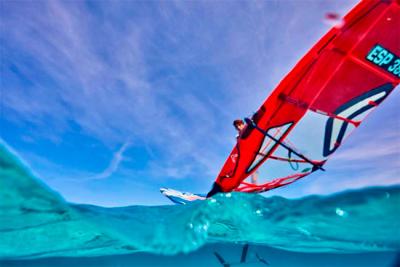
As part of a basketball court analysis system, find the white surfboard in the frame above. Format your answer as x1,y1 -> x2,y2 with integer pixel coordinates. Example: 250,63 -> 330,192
160,187 -> 206,205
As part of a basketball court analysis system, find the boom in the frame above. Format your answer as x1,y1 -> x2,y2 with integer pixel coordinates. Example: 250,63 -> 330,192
214,0 -> 400,193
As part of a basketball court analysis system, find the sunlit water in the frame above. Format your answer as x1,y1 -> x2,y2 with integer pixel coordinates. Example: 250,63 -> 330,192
0,142 -> 399,266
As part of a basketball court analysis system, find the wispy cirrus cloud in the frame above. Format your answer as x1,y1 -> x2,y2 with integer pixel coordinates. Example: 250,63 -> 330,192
90,142 -> 131,180
333,128 -> 400,163
1,0 -> 231,179
6,0 -> 397,206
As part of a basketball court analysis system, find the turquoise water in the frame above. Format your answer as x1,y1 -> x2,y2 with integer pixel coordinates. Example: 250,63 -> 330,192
0,142 -> 400,265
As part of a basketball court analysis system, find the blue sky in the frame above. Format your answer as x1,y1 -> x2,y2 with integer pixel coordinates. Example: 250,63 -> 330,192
1,0 -> 399,206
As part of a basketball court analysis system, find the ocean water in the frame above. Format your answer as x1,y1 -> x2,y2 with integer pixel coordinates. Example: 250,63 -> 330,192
0,142 -> 399,266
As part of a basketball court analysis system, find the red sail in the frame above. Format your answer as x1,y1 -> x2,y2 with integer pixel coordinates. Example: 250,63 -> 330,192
214,0 -> 400,193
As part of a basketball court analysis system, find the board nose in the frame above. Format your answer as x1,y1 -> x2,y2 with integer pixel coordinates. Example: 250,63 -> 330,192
160,188 -> 168,194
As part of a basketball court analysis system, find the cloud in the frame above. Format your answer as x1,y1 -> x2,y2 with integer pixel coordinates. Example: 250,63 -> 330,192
0,1 -> 245,184
301,169 -> 400,197
2,0 -> 233,178
328,128 -> 400,175
90,142 -> 131,180
7,0 -> 396,205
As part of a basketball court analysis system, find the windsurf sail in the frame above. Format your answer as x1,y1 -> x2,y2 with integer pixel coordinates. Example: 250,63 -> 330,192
214,0 -> 400,194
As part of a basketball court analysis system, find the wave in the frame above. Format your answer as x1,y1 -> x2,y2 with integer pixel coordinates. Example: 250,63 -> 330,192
1,141 -> 399,259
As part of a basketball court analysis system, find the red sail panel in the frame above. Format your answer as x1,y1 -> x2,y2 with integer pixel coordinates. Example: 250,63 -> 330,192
214,0 -> 400,193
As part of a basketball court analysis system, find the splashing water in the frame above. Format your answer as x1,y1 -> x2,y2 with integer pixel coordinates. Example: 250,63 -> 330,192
0,142 -> 399,260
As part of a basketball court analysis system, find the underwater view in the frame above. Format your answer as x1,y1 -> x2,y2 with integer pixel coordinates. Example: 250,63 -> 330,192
1,141 -> 400,266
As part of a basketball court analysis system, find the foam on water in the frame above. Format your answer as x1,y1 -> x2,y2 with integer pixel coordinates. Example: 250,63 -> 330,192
1,142 -> 399,259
